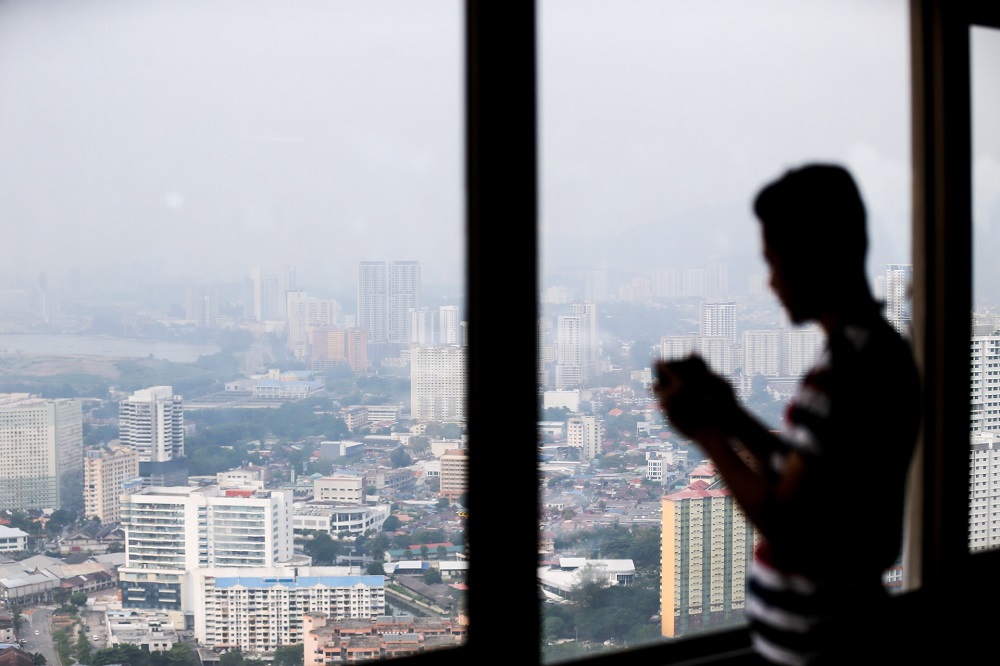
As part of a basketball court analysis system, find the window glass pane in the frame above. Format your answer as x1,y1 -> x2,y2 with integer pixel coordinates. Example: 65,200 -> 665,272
970,25 -> 1000,554
539,1 -> 911,660
0,0 -> 465,661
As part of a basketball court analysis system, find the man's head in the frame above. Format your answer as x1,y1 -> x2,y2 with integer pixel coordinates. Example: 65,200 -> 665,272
753,164 -> 869,322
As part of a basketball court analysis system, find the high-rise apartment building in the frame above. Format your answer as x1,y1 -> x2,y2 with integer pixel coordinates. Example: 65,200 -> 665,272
439,305 -> 460,344
661,465 -> 755,638
118,386 -> 187,487
286,291 -> 342,360
410,345 -> 467,421
970,432 -> 1000,552
555,302 -> 599,389
700,302 -> 738,343
567,415 -> 603,460
439,449 -> 468,500
187,283 -> 217,328
310,328 -> 368,373
970,331 -> 1000,433
408,306 -> 436,344
0,394 -> 83,512
389,261 -> 421,343
742,330 -> 782,377
660,334 -> 700,363
357,260 -> 422,344
885,263 -> 913,336
84,445 -> 141,523
783,326 -> 826,378
119,484 -> 294,609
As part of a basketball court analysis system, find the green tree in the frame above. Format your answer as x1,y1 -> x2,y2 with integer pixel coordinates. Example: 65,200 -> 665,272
423,567 -> 442,584
9,602 -> 21,633
166,642 -> 200,666
366,560 -> 386,575
303,532 -> 341,565
45,508 -> 77,534
91,643 -> 151,666
389,446 -> 412,468
382,515 -> 401,532
71,590 -> 89,606
31,654 -> 47,665
76,632 -> 93,665
437,545 -> 448,560
420,545 -> 429,560
273,644 -> 304,666
409,436 -> 431,454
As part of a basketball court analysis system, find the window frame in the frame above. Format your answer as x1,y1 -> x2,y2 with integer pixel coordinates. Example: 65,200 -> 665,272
455,1 -> 1000,664
2,0 -> 994,664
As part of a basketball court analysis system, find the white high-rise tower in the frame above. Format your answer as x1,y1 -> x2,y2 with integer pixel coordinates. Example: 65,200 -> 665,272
119,386 -> 187,486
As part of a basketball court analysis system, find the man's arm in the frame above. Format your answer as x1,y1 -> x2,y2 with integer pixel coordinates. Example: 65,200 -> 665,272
654,356 -> 806,543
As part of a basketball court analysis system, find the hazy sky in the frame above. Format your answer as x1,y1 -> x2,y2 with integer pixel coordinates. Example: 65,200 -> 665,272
0,0 -> 464,292
0,1 -> 995,301
539,0 -> 913,284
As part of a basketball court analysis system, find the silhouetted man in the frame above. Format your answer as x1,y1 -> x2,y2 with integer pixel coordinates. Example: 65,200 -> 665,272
655,164 -> 921,664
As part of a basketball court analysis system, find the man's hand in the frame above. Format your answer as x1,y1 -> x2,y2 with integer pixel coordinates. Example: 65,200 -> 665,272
653,355 -> 740,439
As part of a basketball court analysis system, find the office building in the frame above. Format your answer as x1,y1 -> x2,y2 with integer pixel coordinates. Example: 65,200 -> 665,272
119,484 -> 293,609
119,386 -> 187,486
83,445 -> 141,523
0,394 -> 83,512
293,503 -> 390,535
661,465 -> 755,639
410,345 -> 467,421
314,475 -> 366,504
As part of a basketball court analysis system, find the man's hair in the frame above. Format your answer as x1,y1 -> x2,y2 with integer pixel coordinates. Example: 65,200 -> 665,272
753,163 -> 868,268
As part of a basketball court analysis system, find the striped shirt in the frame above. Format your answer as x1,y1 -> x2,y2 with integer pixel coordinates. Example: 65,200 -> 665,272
746,320 -> 919,664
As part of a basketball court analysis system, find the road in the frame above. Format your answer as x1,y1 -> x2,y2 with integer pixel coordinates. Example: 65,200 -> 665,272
21,605 -> 59,666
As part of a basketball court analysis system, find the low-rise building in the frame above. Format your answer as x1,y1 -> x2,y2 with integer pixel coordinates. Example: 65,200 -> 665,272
303,613 -> 466,666
537,558 -> 636,603
0,527 -> 27,553
190,567 -> 385,651
293,503 -> 390,535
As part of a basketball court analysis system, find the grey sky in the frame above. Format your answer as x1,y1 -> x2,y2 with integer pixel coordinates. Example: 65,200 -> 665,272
540,0 -> 913,284
0,0 -> 463,292
0,1 -> 995,302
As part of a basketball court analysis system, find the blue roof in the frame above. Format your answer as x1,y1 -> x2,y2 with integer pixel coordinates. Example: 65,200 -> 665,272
214,575 -> 384,589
